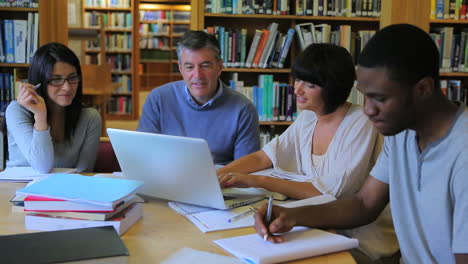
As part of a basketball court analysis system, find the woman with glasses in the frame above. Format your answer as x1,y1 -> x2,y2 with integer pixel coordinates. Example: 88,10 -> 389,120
5,42 -> 102,173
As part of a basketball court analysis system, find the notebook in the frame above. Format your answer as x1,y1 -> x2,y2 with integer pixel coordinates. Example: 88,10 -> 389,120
214,227 -> 359,264
107,128 -> 264,210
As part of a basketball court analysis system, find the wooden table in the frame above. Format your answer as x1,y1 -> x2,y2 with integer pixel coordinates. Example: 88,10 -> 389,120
0,182 -> 355,264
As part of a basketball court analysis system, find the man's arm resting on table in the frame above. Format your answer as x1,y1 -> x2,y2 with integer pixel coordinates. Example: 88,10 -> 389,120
255,176 -> 390,241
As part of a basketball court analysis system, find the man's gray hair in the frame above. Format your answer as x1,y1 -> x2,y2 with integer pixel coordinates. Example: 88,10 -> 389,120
176,30 -> 221,62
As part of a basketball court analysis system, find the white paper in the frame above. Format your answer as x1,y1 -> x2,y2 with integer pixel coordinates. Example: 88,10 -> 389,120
282,194 -> 336,208
214,227 -> 359,264
161,247 -> 244,264
0,167 -> 77,182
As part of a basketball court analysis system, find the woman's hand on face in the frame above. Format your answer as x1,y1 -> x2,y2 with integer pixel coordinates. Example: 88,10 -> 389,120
17,83 -> 46,115
218,172 -> 259,188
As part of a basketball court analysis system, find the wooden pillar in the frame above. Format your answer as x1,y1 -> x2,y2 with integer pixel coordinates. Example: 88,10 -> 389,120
380,0 -> 431,32
39,0 -> 68,45
190,0 -> 205,30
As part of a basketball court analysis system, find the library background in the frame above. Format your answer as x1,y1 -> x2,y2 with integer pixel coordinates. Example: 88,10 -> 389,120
0,0 -> 467,143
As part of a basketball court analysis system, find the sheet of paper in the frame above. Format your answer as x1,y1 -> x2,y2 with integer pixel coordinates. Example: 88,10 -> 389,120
0,167 -> 77,182
161,247 -> 244,264
214,227 -> 359,264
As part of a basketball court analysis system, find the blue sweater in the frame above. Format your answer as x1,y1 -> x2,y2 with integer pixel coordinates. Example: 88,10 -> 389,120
138,80 -> 260,164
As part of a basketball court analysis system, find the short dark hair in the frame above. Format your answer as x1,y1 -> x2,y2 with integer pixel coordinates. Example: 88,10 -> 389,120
358,23 -> 440,89
28,42 -> 83,141
176,30 -> 221,62
292,43 -> 356,114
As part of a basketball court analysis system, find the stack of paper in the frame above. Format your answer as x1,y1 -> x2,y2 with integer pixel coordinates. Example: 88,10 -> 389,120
15,174 -> 144,235
0,167 -> 77,182
214,227 -> 359,264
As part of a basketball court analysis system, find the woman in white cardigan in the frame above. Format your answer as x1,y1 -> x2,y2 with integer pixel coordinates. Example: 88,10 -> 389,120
217,43 -> 399,263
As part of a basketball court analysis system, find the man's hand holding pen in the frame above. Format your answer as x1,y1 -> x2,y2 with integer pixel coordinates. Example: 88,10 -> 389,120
253,201 -> 298,243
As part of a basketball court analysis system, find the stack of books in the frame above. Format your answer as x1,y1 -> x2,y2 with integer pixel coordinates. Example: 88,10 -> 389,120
15,174 -> 144,235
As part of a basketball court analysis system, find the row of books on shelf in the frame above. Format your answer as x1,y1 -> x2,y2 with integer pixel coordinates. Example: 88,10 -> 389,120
0,72 -> 17,111
440,79 -> 467,102
139,23 -> 170,35
430,27 -> 468,73
112,74 -> 132,93
206,0 -> 381,17
296,22 -> 375,64
207,23 -> 295,69
104,32 -> 133,51
84,11 -> 132,29
431,0 -> 468,20
139,10 -> 191,22
140,35 -> 170,49
107,96 -> 132,115
107,53 -> 132,72
85,0 -> 131,8
0,15 -> 39,64
230,74 -> 298,122
141,49 -> 171,60
13,174 -> 144,235
0,0 -> 38,7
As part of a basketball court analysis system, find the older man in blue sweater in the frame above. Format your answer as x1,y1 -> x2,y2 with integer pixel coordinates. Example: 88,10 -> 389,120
138,30 -> 260,165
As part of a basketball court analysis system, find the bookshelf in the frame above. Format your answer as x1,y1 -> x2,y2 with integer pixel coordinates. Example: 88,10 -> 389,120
429,1 -> 468,104
138,3 -> 191,91
190,0 -> 382,140
81,0 -> 139,120
0,0 -> 68,113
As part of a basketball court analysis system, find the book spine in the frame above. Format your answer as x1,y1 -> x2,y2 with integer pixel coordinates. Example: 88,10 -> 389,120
245,29 -> 262,68
278,28 -> 295,68
4,20 -> 14,63
252,29 -> 270,68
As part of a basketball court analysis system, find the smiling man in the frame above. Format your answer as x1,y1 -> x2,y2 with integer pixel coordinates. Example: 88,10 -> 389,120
138,30 -> 260,165
253,24 -> 468,264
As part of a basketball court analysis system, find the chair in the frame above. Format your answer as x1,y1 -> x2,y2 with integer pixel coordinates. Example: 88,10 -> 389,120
93,137 -> 121,173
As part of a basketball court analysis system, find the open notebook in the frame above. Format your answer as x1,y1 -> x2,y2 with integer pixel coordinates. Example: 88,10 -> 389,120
214,227 -> 358,264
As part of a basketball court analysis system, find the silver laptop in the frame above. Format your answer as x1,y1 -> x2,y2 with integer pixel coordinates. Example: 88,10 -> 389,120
107,128 -> 264,209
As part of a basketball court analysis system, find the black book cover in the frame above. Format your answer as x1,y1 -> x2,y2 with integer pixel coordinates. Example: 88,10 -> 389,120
0,226 -> 129,264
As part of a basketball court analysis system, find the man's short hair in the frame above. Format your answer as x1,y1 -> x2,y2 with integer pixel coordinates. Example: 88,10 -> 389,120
292,43 -> 356,114
358,23 -> 440,89
176,30 -> 221,62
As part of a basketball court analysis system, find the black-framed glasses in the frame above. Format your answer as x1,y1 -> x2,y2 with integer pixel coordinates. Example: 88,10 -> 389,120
47,75 -> 81,86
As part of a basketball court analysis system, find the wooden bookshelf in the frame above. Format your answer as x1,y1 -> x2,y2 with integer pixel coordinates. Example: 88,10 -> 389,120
138,2 -> 191,91
80,0 -> 140,120
0,0 -> 68,113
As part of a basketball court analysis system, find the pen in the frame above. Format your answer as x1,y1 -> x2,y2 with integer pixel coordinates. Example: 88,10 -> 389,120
33,83 -> 41,90
227,207 -> 256,223
263,195 -> 273,241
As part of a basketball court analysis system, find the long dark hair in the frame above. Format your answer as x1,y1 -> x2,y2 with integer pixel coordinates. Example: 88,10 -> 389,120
28,42 -> 83,141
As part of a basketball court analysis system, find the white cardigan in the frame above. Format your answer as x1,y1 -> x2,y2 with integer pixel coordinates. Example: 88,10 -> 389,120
262,105 -> 399,260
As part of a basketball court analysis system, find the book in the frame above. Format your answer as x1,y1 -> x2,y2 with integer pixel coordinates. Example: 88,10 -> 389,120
23,193 -> 143,214
16,173 -> 144,208
25,202 -> 143,235
3,19 -> 15,63
245,29 -> 263,68
0,226 -> 129,264
251,29 -> 270,68
26,195 -> 144,220
13,19 -> 27,63
169,193 -> 334,233
277,28 -> 295,68
214,227 -> 358,264
295,22 -> 314,51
